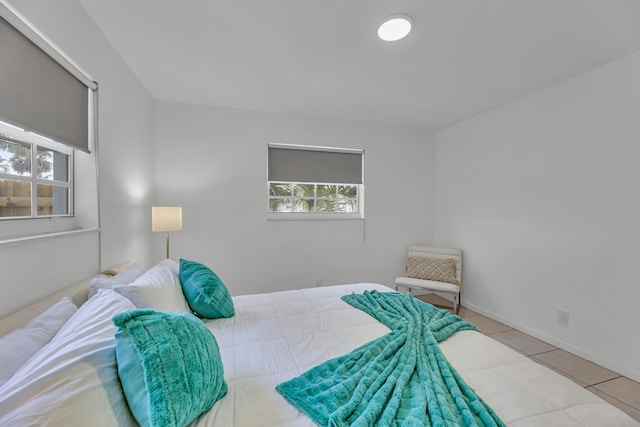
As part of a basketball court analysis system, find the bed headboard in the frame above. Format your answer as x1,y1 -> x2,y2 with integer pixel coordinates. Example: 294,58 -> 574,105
0,260 -> 135,337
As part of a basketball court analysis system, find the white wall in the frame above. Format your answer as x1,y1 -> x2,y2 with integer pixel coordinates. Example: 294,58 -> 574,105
0,0 -> 156,317
155,101 -> 435,295
434,51 -> 640,381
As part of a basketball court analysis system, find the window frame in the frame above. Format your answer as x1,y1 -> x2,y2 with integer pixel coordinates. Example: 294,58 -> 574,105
0,2 -> 97,242
267,181 -> 364,220
267,143 -> 365,221
0,121 -> 74,220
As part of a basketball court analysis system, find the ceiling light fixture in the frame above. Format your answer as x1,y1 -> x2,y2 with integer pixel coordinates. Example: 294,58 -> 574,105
377,15 -> 412,41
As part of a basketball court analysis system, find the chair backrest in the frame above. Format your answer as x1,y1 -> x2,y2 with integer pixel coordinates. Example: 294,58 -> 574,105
407,245 -> 462,285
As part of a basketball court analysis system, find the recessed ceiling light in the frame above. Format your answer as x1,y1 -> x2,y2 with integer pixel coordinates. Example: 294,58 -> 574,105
377,15 -> 412,42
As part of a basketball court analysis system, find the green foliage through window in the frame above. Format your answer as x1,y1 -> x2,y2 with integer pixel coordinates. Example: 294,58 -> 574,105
268,182 -> 359,213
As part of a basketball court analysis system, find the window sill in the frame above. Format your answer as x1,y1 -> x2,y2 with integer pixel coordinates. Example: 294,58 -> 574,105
0,227 -> 99,247
267,212 -> 364,221
0,215 -> 77,240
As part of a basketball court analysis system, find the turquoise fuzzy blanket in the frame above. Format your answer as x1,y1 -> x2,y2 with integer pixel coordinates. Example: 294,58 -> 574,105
276,291 -> 505,427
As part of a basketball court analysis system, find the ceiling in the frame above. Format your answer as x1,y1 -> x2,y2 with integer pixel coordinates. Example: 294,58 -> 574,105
78,0 -> 640,130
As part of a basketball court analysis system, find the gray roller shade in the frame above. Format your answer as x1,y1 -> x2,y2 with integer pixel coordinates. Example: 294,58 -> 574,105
0,16 -> 90,152
268,144 -> 363,184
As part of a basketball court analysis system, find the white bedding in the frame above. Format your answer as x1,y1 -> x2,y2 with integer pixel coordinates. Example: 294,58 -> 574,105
1,282 -> 637,426
194,283 -> 638,427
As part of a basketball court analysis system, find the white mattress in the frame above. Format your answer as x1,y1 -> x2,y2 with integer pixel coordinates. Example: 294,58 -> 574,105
193,283 -> 638,427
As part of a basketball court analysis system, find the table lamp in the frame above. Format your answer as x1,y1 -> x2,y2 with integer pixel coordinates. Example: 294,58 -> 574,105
152,206 -> 182,259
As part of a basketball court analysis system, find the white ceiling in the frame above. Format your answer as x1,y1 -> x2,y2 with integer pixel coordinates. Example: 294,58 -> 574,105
78,0 -> 640,130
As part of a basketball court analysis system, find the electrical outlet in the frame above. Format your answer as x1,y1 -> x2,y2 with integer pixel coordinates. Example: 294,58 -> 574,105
557,310 -> 569,327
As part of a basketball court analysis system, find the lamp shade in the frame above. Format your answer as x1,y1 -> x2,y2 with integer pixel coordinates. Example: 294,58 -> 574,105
152,206 -> 182,232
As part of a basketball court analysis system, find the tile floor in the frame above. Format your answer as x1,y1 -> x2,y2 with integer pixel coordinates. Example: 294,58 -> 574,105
416,294 -> 640,422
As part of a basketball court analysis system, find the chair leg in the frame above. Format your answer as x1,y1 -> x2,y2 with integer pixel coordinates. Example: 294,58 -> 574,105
454,293 -> 460,314
396,285 -> 410,294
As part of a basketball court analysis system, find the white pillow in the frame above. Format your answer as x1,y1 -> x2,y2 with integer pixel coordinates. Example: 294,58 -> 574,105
113,262 -> 191,313
0,289 -> 137,426
0,297 -> 77,387
88,262 -> 145,298
158,257 -> 179,272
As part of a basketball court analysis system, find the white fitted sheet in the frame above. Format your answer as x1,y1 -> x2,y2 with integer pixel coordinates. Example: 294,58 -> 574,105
193,283 -> 638,427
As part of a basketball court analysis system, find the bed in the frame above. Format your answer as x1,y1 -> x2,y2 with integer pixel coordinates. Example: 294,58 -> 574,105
0,260 -> 637,426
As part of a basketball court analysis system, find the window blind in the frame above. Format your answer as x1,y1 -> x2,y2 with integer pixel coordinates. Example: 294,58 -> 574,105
0,15 -> 92,153
268,143 -> 363,184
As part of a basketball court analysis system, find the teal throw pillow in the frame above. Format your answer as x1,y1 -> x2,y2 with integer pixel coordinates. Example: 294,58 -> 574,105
113,309 -> 227,427
179,259 -> 234,319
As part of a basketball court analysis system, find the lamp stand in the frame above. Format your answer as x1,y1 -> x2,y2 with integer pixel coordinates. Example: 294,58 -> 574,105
152,206 -> 181,260
165,231 -> 170,259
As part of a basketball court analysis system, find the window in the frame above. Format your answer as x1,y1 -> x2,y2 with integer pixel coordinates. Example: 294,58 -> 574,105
0,131 -> 73,219
0,4 -> 98,232
269,183 -> 359,213
267,143 -> 364,219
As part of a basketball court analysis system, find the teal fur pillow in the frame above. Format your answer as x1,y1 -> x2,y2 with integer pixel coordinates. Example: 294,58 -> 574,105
179,259 -> 235,319
113,309 -> 227,427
